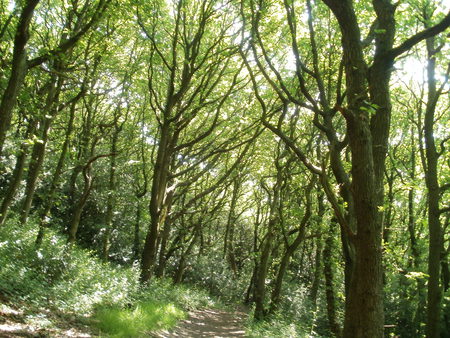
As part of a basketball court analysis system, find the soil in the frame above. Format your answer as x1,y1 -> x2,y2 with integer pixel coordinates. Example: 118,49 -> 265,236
1,300 -> 248,338
153,307 -> 248,338
0,301 -> 94,337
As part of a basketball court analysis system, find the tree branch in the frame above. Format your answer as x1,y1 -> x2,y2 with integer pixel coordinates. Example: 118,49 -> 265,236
388,11 -> 450,59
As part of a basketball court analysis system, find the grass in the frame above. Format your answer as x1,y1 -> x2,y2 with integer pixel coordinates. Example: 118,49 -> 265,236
94,300 -> 185,337
246,315 -> 305,338
0,216 -> 217,337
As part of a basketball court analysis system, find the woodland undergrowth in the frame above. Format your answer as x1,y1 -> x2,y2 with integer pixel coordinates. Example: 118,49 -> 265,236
0,217 -> 329,337
0,217 -> 216,337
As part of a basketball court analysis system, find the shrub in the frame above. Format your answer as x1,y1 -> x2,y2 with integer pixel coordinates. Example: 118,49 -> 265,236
0,218 -> 138,314
0,218 -> 219,337
93,300 -> 185,337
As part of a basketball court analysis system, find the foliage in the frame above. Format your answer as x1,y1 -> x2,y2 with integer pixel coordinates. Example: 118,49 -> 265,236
0,217 -> 138,314
0,217 -> 218,336
0,0 -> 449,336
182,249 -> 251,303
93,301 -> 185,337
246,312 -> 307,338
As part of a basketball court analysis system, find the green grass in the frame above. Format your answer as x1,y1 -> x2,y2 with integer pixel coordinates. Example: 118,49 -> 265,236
94,300 -> 185,337
0,217 -> 139,314
0,216 -> 218,337
245,310 -> 309,338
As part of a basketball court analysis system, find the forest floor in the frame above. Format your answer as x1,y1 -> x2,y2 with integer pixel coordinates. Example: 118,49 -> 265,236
0,298 -> 248,337
152,307 -> 248,338
0,298 -> 93,337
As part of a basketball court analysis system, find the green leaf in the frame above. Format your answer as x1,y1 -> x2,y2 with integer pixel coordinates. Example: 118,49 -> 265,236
405,271 -> 429,280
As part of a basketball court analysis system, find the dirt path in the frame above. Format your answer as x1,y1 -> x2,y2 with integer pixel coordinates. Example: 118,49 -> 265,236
154,307 -> 248,338
0,301 -> 93,337
1,301 -> 247,337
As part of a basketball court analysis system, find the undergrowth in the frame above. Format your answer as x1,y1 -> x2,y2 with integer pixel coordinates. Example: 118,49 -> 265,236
245,311 -> 307,338
0,217 -> 217,337
94,300 -> 185,337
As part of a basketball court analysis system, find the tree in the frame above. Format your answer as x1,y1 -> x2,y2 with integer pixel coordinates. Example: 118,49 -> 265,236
137,0 -> 255,282
0,1 -> 449,336
0,0 -> 111,156
242,0 -> 450,335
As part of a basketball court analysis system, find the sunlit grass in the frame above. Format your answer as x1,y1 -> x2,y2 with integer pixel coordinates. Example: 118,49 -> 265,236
94,301 -> 185,337
0,218 -> 215,336
245,309 -> 308,338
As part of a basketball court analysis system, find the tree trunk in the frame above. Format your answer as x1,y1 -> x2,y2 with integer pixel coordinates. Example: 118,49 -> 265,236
101,128 -> 118,261
254,169 -> 281,320
141,123 -> 173,283
19,28 -> 77,224
0,118 -> 36,226
35,102 -> 76,247
253,216 -> 275,320
442,239 -> 450,292
309,191 -> 325,307
245,206 -> 261,305
155,213 -> 172,278
173,226 -> 198,284
20,125 -> 47,223
270,196 -> 311,313
321,1 -> 395,335
0,0 -> 41,154
342,119 -> 384,338
133,200 -> 142,262
155,189 -> 175,277
224,177 -> 240,276
67,154 -> 111,243
67,175 -> 92,243
442,238 -> 450,336
323,222 -> 342,338
309,237 -> 323,309
424,35 -> 443,338
269,239 -> 295,314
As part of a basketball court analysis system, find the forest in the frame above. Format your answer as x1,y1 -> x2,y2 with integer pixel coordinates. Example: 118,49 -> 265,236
0,0 -> 449,337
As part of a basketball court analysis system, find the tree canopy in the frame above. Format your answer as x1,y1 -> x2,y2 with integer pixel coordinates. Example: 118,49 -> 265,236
0,0 -> 449,336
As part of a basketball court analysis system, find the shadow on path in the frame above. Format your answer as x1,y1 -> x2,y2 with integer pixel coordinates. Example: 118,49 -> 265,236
153,307 -> 247,338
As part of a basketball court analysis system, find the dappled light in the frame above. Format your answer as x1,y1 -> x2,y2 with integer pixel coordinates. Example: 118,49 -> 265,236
0,0 -> 449,337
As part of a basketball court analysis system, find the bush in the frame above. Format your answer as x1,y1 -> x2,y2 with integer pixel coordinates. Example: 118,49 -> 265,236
0,218 -> 138,314
245,311 -> 306,338
93,300 -> 185,337
182,249 -> 250,303
0,218 -> 219,336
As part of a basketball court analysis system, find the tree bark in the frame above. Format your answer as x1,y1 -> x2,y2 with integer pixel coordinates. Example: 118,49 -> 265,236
141,123 -> 174,282
423,34 -> 443,338
67,153 -> 113,243
320,1 -> 396,336
253,214 -> 276,320
0,0 -> 41,155
35,101 -> 76,247
133,201 -> 142,262
101,124 -> 119,261
155,189 -> 175,277
309,237 -> 323,309
67,169 -> 93,243
0,118 -> 37,226
270,184 -> 312,313
173,224 -> 199,284
323,221 -> 342,338
309,190 -> 326,307
20,75 -> 61,224
254,163 -> 282,320
224,177 -> 240,276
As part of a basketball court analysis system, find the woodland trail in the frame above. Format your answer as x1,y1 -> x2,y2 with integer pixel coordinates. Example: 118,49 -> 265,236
153,307 -> 248,338
1,298 -> 247,338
